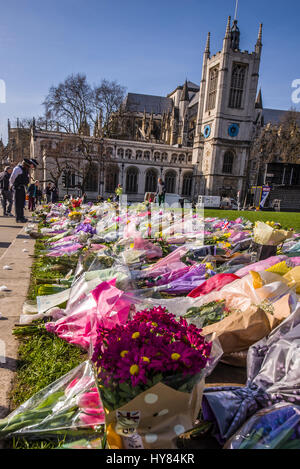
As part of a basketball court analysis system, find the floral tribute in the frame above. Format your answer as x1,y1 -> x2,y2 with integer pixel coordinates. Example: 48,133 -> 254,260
92,306 -> 212,411
71,199 -> 82,208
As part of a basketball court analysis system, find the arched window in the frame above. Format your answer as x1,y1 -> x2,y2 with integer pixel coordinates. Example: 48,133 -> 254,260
136,150 -> 143,160
179,154 -> 185,163
171,154 -> 177,164
229,64 -> 247,109
206,66 -> 219,111
125,149 -> 132,159
105,165 -> 119,193
182,171 -> 193,197
165,170 -> 177,194
187,153 -> 192,162
126,167 -> 138,194
144,151 -> 150,161
162,152 -> 168,162
145,169 -> 158,193
117,148 -> 124,159
84,164 -> 98,192
222,151 -> 234,174
154,152 -> 161,162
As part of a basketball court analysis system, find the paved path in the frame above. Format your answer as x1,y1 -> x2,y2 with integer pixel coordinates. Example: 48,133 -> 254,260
0,213 -> 35,419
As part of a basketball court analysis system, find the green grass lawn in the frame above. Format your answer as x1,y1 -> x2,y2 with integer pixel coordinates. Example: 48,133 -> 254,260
204,210 -> 300,232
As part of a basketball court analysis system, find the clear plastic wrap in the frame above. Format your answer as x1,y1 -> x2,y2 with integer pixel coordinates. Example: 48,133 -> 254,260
202,300 -> 300,444
224,403 -> 300,449
0,361 -> 105,441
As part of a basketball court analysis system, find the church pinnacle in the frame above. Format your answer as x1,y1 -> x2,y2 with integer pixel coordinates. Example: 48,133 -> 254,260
180,80 -> 189,102
205,32 -> 211,55
225,16 -> 231,39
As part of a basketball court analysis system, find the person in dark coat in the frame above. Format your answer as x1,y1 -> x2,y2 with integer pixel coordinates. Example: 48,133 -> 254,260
45,183 -> 52,203
9,159 -> 33,222
51,184 -> 59,203
0,166 -> 13,216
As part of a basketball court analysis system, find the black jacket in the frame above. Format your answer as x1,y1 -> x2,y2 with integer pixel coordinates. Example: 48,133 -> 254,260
14,167 -> 29,188
0,171 -> 11,191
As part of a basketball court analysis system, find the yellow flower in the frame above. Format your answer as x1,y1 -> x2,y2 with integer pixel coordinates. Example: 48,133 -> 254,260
120,350 -> 129,358
206,262 -> 214,270
132,332 -> 140,339
142,356 -> 150,363
171,353 -> 181,361
130,365 -> 139,376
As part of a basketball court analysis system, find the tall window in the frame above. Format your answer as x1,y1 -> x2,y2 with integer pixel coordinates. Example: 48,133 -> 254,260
136,150 -> 143,160
144,151 -> 150,161
206,66 -> 219,111
125,149 -> 132,159
165,170 -> 177,194
145,169 -> 158,193
154,152 -> 161,162
222,151 -> 234,174
126,167 -> 138,193
182,172 -> 193,197
117,148 -> 124,159
229,64 -> 247,109
84,164 -> 98,192
105,165 -> 119,192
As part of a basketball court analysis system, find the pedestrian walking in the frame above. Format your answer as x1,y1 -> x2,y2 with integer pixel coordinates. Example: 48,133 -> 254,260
0,166 -> 13,217
51,184 -> 59,203
45,183 -> 52,203
156,177 -> 166,207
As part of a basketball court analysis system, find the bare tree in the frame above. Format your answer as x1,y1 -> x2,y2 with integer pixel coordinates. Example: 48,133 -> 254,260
94,79 -> 126,136
43,73 -> 95,133
251,109 -> 300,168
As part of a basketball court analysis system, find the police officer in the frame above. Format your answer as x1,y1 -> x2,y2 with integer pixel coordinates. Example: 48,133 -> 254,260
10,159 -> 38,223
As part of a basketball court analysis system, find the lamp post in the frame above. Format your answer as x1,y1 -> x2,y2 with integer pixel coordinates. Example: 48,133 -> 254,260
121,162 -> 125,187
98,138 -> 104,197
65,162 -> 70,196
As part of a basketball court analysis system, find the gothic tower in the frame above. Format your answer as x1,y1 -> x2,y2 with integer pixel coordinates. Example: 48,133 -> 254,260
193,18 -> 262,198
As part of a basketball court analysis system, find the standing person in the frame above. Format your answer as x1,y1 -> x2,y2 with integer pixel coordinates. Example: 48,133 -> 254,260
9,159 -> 34,223
82,192 -> 87,204
27,180 -> 39,211
51,184 -> 59,203
45,183 -> 52,203
0,166 -> 13,217
156,177 -> 166,207
115,184 -> 123,202
36,183 -> 42,205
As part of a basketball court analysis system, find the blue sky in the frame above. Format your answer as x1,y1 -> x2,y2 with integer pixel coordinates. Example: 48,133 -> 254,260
0,0 -> 299,142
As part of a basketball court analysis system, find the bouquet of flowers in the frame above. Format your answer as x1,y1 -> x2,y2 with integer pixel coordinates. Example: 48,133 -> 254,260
0,362 -> 105,442
225,403 -> 300,449
92,306 -> 215,449
71,199 -> 82,209
68,211 -> 82,222
253,221 -> 293,247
